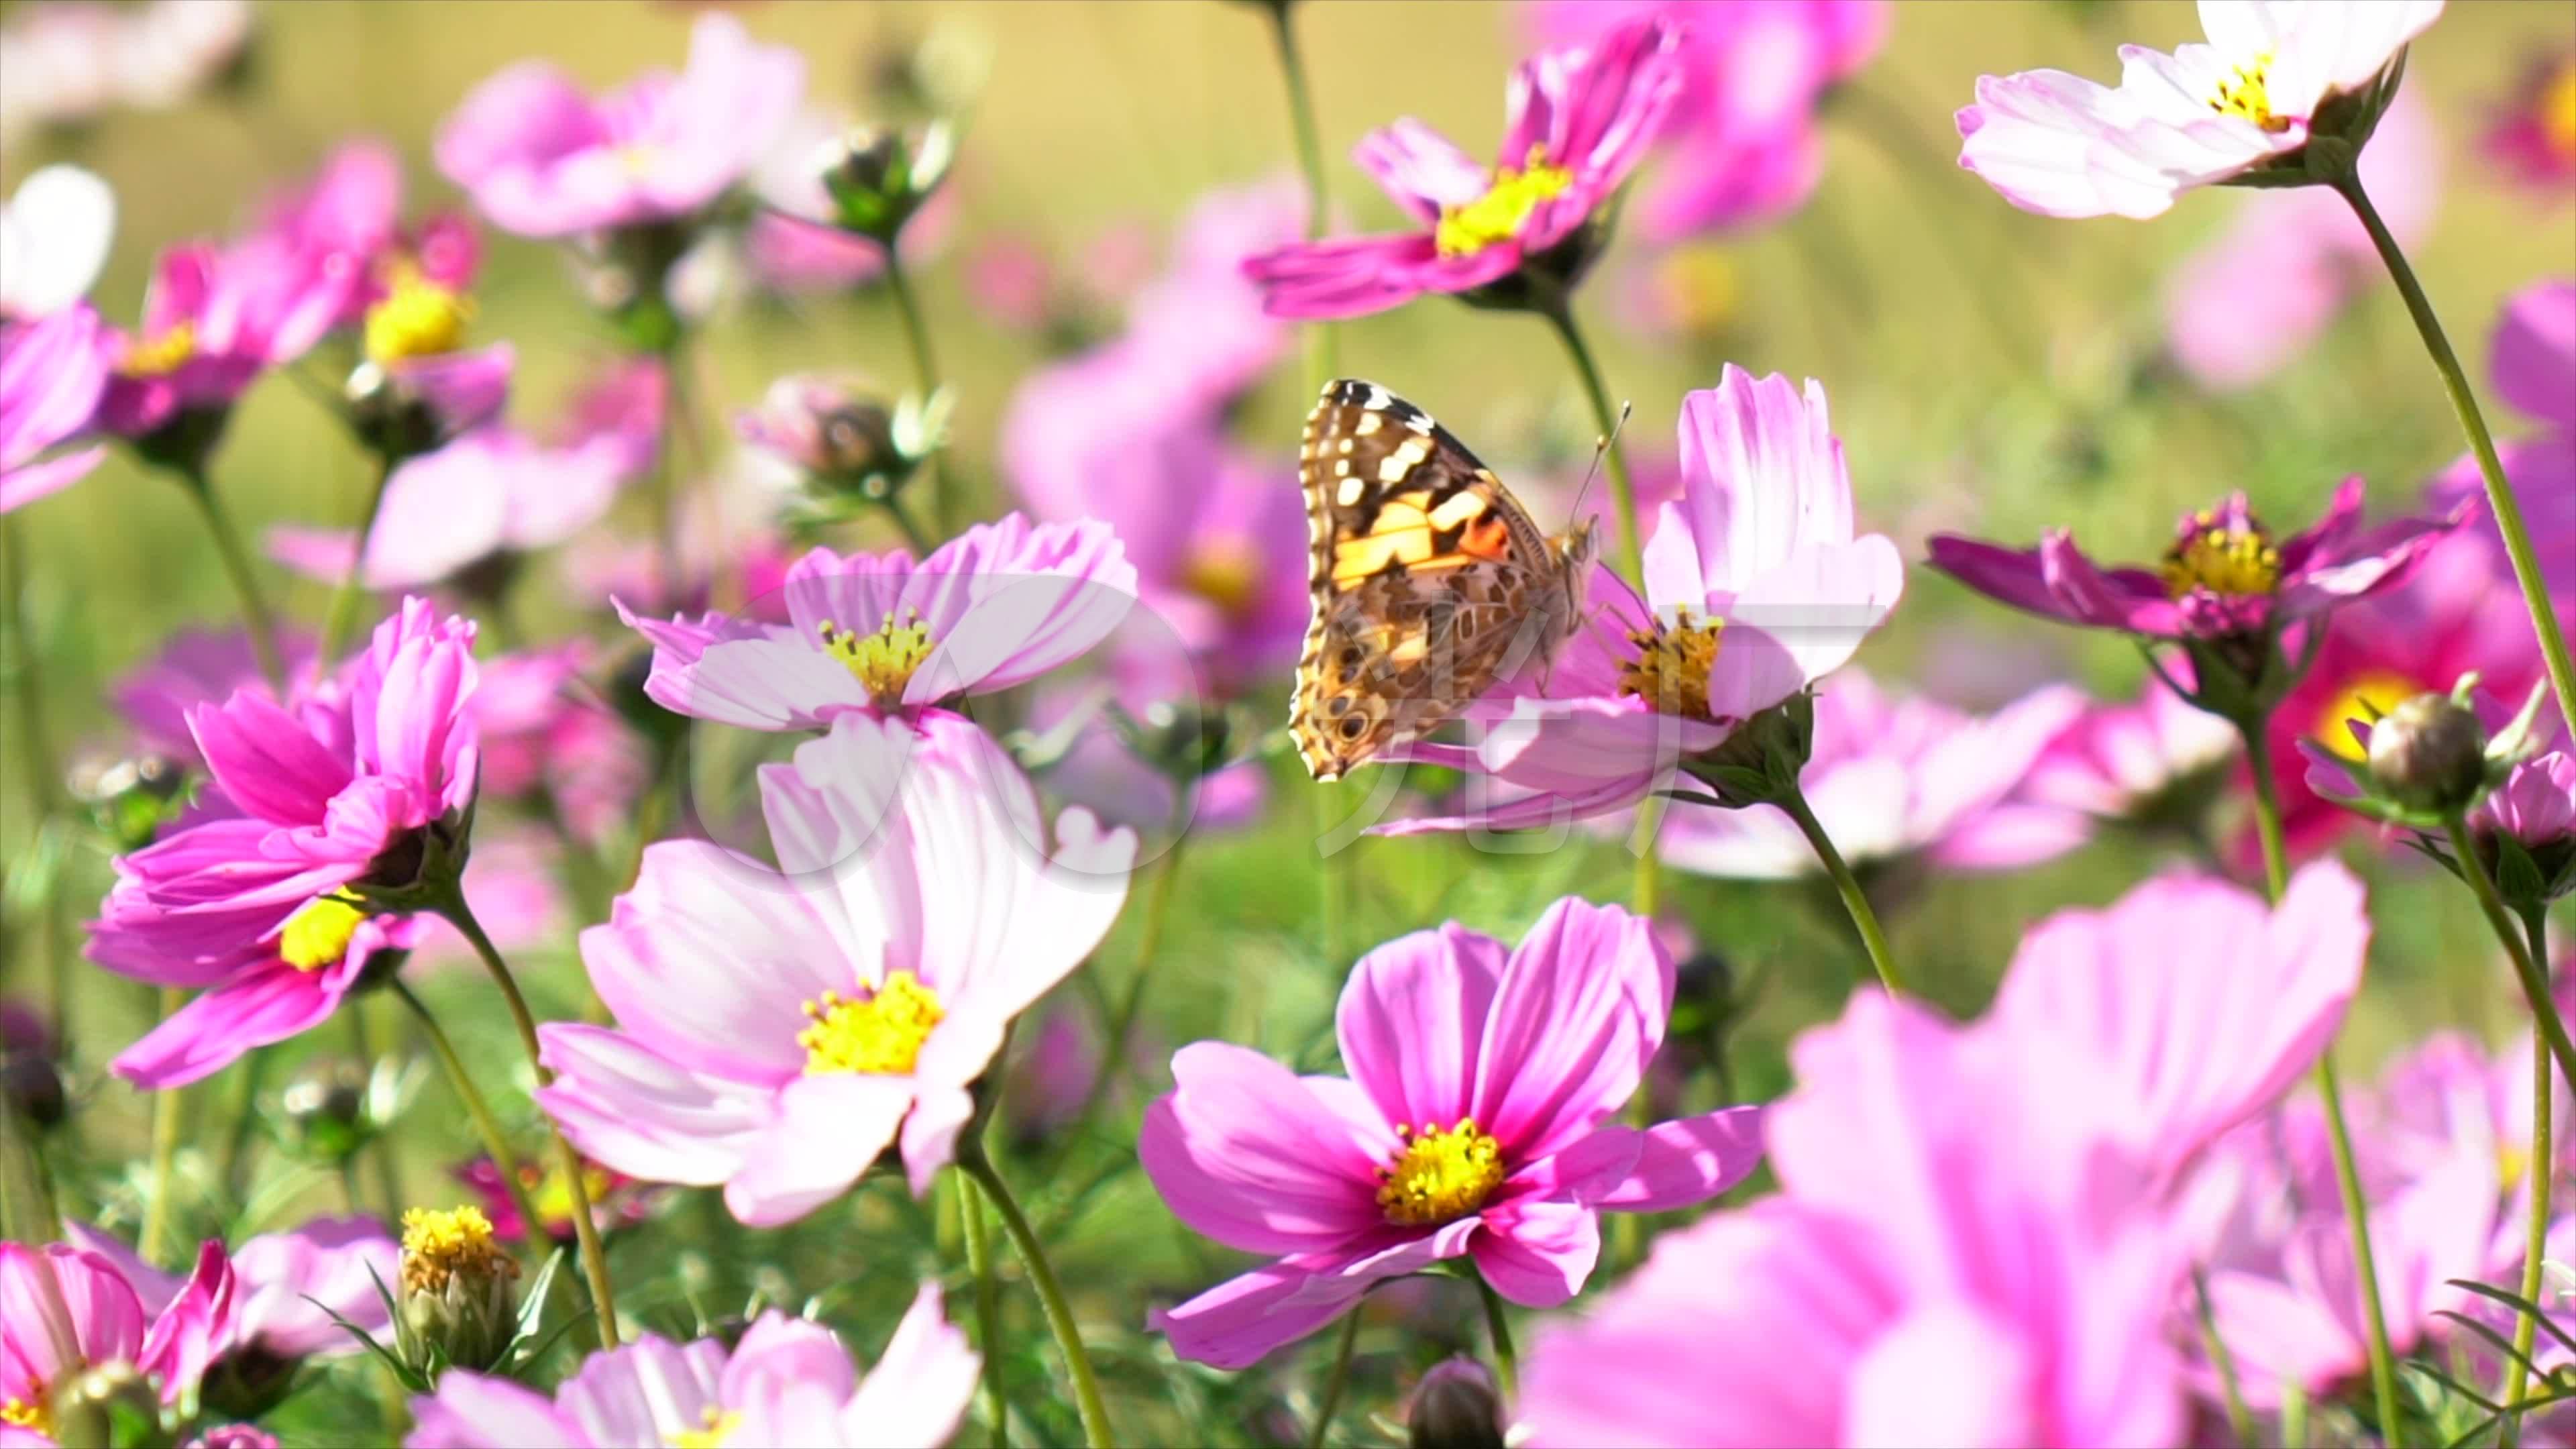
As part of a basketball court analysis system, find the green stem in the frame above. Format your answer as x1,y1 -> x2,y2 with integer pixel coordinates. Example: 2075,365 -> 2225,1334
2237,723 -> 2291,900
881,492 -> 935,555
956,1173 -> 1008,1448
2192,1267 -> 2257,1448
2502,911 -> 2557,1447
388,979 -> 544,1257
1473,1272 -> 1518,1401
957,1146 -> 1114,1449
1534,295 -> 1644,591
178,467 -> 285,690
1776,784 -> 1904,994
1264,0 -> 1338,384
645,336 -> 692,600
2445,817 -> 2576,1094
138,987 -> 187,1267
431,890 -> 623,1348
349,1001 -> 405,1219
882,255 -> 955,537
2337,173 -> 2576,733
317,448 -> 402,662
1304,1306 -> 1360,1449
1,519 -> 72,1049
218,1046 -> 274,1203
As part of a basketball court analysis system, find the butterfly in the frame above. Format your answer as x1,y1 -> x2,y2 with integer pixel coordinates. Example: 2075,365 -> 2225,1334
1290,379 -> 1599,781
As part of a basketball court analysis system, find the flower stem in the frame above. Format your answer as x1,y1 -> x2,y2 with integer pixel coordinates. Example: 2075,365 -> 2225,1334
388,979 -> 545,1265
1264,0 -> 1338,384
178,466 -> 286,690
1473,1271 -> 1518,1401
1304,1305 -> 1360,1449
1534,296 -> 1645,591
0,518 -> 72,1048
318,447 -> 401,662
1776,782 -> 1905,994
956,1173 -> 1008,1448
2443,816 -> 2576,1091
432,890 -> 623,1348
2337,173 -> 2576,733
2236,723 -> 2292,900
2502,906 -> 2557,1448
957,1145 -> 1115,1449
2192,1267 -> 2257,1448
138,986 -> 186,1267
882,254 -> 956,536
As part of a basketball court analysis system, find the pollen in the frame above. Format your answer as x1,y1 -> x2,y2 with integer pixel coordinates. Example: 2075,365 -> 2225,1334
1617,607 -> 1725,720
1435,144 -> 1576,259
798,971 -> 945,1076
280,894 -> 367,972
818,612 -> 936,706
1375,1118 -> 1505,1226
2159,513 -> 2282,599
672,1407 -> 744,1449
364,263 -> 473,366
2310,669 -> 2416,761
1181,539 -> 1262,618
2209,53 -> 2290,132
400,1205 -> 518,1296
121,321 -> 197,378
1,1399 -> 49,1439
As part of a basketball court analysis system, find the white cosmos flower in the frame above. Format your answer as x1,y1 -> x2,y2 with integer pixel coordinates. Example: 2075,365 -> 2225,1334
0,165 -> 115,319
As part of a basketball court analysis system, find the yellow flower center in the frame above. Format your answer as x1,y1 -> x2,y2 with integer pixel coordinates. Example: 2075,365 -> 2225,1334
2310,669 -> 2417,761
671,1406 -> 743,1449
1435,144 -> 1575,259
798,971 -> 945,1076
1377,1118 -> 1505,1226
2210,53 -> 2291,132
818,612 -> 936,706
1617,607 -> 1726,720
2160,513 -> 2282,598
1181,539 -> 1261,619
620,144 -> 659,178
2543,60 -> 2576,162
400,1205 -> 518,1297
1653,242 -> 1741,337
121,321 -> 197,378
364,263 -> 474,366
280,894 -> 367,972
1,1399 -> 50,1438
530,1161 -> 614,1234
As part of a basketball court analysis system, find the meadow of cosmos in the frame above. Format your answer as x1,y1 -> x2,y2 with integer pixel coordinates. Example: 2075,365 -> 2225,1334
1,1 -> 2574,1446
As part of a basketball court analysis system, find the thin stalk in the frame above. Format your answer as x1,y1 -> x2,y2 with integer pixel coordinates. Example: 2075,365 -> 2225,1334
957,1146 -> 1114,1449
1304,1307 -> 1361,1449
138,986 -> 187,1267
1265,0 -> 1338,383
317,447 -> 401,661
218,1046 -> 274,1203
432,890 -> 622,1347
956,1173 -> 1008,1448
1534,296 -> 1644,590
882,255 -> 956,535
881,492 -> 935,555
1776,784 -> 1904,994
1474,1272 -> 1518,1401
645,338 -> 690,600
349,1001 -> 405,1218
2238,723 -> 2291,900
2503,914 -> 2557,1448
2444,817 -> 2576,1094
178,467 -> 285,690
2193,1267 -> 2257,1448
2337,173 -> 2576,731
388,979 -> 545,1260
1,518 -> 72,1047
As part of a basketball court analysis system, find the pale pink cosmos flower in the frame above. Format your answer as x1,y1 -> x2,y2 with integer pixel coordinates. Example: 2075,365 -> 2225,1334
1526,1 -> 1888,239
620,512 -> 1135,733
64,1217 -> 394,1379
1380,366 -> 1903,833
1957,1 -> 2446,221
2429,278 -> 2576,606
0,1240 -> 233,1445
87,599 -> 478,1089
0,166 -> 115,321
407,1289 -> 975,1449
1142,898 -> 1766,1369
1243,17 -> 1682,319
464,644 -> 645,844
2012,665 -> 2240,826
435,13 -> 804,240
537,714 -> 1135,1224
0,1 -> 250,145
2476,749 -> 2576,856
0,303 -> 113,515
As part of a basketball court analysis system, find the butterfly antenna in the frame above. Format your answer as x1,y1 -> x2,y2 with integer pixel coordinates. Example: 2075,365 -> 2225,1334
1564,400 -> 1631,527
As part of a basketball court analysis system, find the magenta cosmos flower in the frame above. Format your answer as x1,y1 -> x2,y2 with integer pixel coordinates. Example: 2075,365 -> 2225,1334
537,713 -> 1134,1225
1381,366 -> 1902,833
2430,278 -> 2575,606
1141,898 -> 1766,1369
1527,1 -> 1887,239
0,301 -> 113,514
2483,50 -> 2576,192
621,513 -> 1134,733
1242,16 -> 1681,319
1,1240 -> 233,1446
87,598 -> 478,1089
435,13 -> 803,240
407,1289 -> 975,1449
1956,1 -> 2445,220
99,237 -> 343,439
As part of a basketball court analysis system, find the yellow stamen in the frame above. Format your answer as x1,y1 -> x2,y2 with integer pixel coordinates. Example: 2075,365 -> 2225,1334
399,1205 -> 518,1297
1375,1118 -> 1505,1227
1434,144 -> 1575,259
619,144 -> 659,178
2310,669 -> 2416,761
1,1399 -> 50,1438
798,971 -> 945,1076
2542,60 -> 2576,162
1617,607 -> 1725,720
818,612 -> 936,706
121,321 -> 197,378
280,895 -> 367,972
672,1406 -> 744,1449
1181,539 -> 1261,619
364,263 -> 473,366
2210,53 -> 2290,132
529,1161 -> 613,1234
2160,513 -> 2282,599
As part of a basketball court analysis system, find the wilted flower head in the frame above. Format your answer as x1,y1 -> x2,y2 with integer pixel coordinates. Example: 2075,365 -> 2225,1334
1957,1 -> 2445,219
1244,16 -> 1682,319
0,1240 -> 234,1446
394,1207 -> 520,1375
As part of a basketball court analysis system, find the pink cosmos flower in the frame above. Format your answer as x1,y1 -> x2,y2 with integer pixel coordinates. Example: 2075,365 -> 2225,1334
2483,52 -> 2576,193
63,1217 -> 394,1384
99,238 -> 342,439
620,513 -> 1135,733
435,13 -> 804,239
2476,749 -> 2576,852
1243,17 -> 1682,319
1956,1 -> 2446,220
0,303 -> 112,515
2428,278 -> 2575,606
463,645 -> 645,844
455,1152 -> 654,1248
1928,477 -> 2470,643
406,1290 -> 975,1449
1142,898 -> 1766,1369
86,598 -> 478,1089
1380,367 -> 1904,833
2012,665 -> 2240,826
537,713 -> 1135,1224
109,627 -> 319,767
1657,672 -> 2088,879
1526,1 -> 1887,239
0,1 -> 251,145
0,1240 -> 233,1445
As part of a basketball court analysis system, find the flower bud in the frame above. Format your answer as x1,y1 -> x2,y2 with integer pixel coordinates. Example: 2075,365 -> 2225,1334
278,1056 -> 373,1164
69,750 -> 191,852
188,1426 -> 282,1449
1407,1356 -> 1506,1449
818,122 -> 955,244
48,1359 -> 165,1449
394,1206 -> 521,1373
2365,692 -> 2487,813
740,375 -> 902,493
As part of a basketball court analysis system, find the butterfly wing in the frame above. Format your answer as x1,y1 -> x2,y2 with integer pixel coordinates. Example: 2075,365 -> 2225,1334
1290,380 -> 1567,781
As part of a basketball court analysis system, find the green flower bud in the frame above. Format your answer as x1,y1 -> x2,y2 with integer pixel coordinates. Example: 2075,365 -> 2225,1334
48,1360 -> 168,1449
2365,692 -> 2487,814
1407,1356 -> 1506,1449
